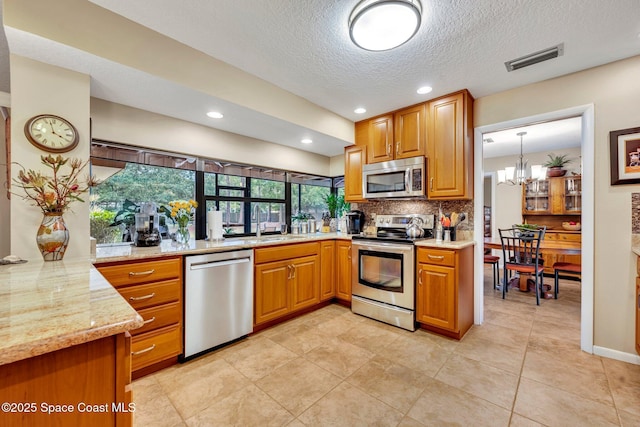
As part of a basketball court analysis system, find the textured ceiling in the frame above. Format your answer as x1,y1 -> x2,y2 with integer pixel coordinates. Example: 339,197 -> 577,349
2,0 -> 640,157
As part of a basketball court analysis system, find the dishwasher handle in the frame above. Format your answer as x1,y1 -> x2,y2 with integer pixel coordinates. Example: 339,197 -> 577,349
189,257 -> 251,270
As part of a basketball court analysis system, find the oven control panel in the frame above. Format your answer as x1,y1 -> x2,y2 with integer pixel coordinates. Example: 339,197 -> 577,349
375,214 -> 434,229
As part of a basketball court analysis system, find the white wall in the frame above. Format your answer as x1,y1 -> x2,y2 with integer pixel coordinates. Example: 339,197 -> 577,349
483,148 -> 582,232
475,54 -> 640,356
91,99 -> 333,177
9,55 -> 90,261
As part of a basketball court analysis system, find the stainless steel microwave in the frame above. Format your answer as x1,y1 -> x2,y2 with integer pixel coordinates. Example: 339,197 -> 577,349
362,156 -> 426,199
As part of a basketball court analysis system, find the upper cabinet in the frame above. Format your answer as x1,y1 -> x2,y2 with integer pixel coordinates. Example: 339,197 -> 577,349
367,114 -> 394,163
395,104 -> 427,159
344,143 -> 367,203
349,89 -> 473,201
427,90 -> 474,200
522,176 -> 581,215
361,105 -> 427,164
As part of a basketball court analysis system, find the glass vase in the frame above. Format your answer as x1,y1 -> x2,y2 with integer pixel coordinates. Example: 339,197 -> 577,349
175,223 -> 190,244
36,211 -> 69,261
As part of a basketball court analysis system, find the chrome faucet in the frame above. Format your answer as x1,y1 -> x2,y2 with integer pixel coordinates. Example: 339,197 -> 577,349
255,204 -> 261,239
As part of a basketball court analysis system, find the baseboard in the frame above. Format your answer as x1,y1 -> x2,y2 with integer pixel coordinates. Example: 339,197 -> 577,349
592,345 -> 640,365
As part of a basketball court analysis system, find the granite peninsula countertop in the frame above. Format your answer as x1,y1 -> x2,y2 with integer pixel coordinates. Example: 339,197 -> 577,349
415,239 -> 476,250
0,259 -> 143,366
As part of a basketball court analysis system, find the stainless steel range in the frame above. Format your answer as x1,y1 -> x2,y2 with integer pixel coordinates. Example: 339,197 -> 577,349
351,214 -> 434,331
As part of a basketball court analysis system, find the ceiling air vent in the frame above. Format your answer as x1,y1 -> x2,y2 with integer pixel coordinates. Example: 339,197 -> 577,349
505,43 -> 564,72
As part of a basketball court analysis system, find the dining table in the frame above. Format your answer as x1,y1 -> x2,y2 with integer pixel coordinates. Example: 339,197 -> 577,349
483,236 -> 581,293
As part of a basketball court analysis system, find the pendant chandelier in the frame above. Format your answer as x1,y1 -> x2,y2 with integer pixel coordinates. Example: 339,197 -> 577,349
497,132 -> 546,185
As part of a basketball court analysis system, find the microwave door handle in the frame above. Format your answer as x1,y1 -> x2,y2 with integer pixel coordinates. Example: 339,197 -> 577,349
405,168 -> 410,192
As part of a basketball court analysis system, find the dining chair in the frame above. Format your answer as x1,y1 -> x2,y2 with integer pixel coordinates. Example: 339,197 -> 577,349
498,226 -> 547,305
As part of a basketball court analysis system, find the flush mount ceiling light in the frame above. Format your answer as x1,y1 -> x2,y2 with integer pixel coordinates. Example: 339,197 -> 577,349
301,138 -> 313,144
354,107 -> 367,114
206,111 -> 224,119
416,86 -> 432,94
349,0 -> 423,51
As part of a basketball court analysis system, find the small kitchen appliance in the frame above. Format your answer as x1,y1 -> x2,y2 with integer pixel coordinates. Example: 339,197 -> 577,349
345,210 -> 366,234
134,202 -> 161,247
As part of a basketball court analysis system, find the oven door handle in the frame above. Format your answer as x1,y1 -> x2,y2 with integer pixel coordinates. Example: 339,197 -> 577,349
352,240 -> 414,253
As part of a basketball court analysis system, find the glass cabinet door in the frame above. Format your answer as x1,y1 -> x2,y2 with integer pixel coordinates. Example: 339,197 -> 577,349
564,177 -> 581,213
523,179 -> 550,213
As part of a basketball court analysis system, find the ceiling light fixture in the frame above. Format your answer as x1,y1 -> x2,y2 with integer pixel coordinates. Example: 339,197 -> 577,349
416,86 -> 432,94
206,111 -> 224,119
301,138 -> 313,144
354,107 -> 367,114
497,132 -> 546,185
349,0 -> 422,51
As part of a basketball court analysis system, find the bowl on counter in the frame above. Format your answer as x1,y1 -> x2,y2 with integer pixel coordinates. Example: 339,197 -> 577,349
562,222 -> 581,231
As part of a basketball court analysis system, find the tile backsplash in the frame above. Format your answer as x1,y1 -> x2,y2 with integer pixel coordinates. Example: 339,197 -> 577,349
352,199 -> 474,239
632,193 -> 640,234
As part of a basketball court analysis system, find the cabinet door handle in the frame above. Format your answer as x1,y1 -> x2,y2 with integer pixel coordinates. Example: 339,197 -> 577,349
129,269 -> 155,277
142,316 -> 156,325
396,142 -> 400,155
427,255 -> 445,260
386,143 -> 391,155
348,246 -> 352,260
418,268 -> 423,285
291,265 -> 296,279
129,292 -> 155,301
131,344 -> 156,356
287,264 -> 292,280
430,177 -> 434,191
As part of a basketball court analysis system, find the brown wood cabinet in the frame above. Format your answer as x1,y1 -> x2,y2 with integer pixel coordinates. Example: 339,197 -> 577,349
335,240 -> 352,302
367,114 -> 394,163
427,90 -> 474,199
523,176 -> 582,216
395,104 -> 427,159
254,242 -> 320,325
96,256 -> 183,378
320,240 -> 336,301
344,144 -> 367,202
359,104 -> 426,164
416,245 -> 474,339
0,333 -> 133,426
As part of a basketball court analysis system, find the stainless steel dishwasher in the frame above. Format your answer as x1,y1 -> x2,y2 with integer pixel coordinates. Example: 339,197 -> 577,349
184,249 -> 253,359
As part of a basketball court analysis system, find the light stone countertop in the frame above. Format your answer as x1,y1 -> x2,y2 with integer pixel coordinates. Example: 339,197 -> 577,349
415,239 -> 476,250
94,232 -> 353,263
631,234 -> 640,256
0,259 -> 143,366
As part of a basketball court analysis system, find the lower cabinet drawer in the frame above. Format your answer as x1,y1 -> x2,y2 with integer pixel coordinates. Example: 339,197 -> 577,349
131,324 -> 181,372
118,279 -> 181,310
417,248 -> 456,267
132,302 -> 181,336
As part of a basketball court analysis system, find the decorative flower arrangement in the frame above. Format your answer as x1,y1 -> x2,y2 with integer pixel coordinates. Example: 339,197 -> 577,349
13,154 -> 97,214
168,199 -> 198,227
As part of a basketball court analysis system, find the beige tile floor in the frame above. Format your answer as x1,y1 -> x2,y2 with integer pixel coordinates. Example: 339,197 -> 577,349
132,268 -> 640,426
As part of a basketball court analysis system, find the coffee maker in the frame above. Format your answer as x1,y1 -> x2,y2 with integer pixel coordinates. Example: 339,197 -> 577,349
345,210 -> 365,234
134,202 -> 161,247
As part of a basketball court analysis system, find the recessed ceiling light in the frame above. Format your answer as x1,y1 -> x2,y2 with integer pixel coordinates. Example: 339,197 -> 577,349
417,86 -> 432,94
206,111 -> 224,119
354,107 -> 367,114
348,0 -> 423,51
301,138 -> 313,144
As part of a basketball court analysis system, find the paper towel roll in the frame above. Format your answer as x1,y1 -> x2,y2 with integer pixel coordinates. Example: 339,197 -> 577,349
207,209 -> 224,240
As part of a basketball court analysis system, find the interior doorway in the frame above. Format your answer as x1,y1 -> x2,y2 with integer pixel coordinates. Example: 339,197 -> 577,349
473,105 -> 595,353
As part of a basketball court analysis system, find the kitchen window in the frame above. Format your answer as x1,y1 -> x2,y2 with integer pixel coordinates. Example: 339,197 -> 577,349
90,141 -> 341,242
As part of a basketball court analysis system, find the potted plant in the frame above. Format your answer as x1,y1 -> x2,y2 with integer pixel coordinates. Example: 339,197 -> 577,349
323,193 -> 350,232
544,153 -> 572,177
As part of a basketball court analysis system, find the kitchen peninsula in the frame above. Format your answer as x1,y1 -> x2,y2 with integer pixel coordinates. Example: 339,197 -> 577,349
0,259 -> 143,426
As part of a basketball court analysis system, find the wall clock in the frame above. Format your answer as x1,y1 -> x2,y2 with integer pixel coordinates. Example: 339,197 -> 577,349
24,114 -> 79,153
